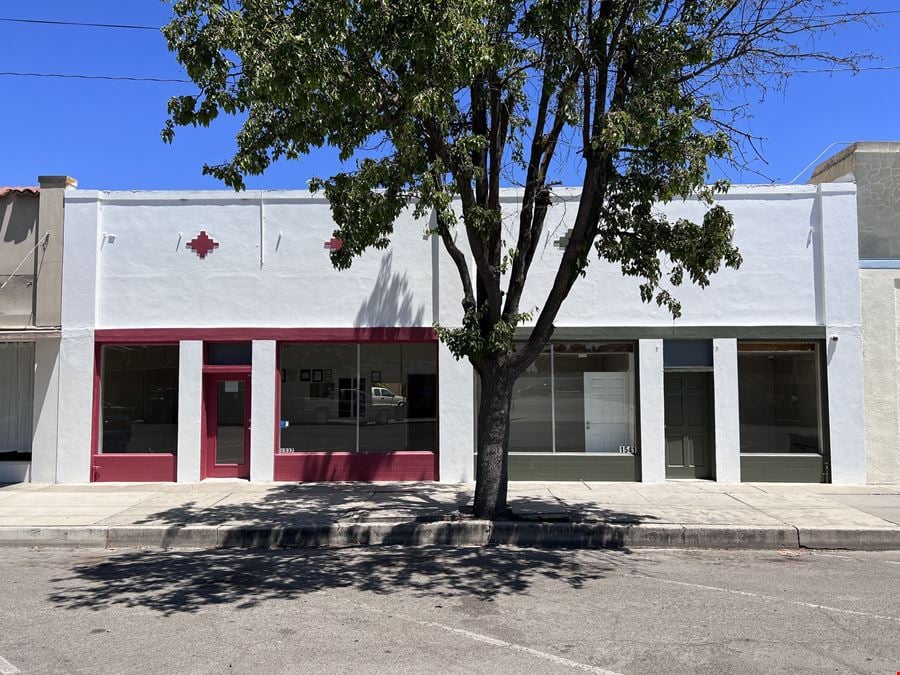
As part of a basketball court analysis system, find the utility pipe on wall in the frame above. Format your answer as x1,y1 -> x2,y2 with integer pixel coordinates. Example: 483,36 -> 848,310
259,190 -> 265,269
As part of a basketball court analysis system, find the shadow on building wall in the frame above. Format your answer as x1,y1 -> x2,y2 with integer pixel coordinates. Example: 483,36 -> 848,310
354,251 -> 425,328
0,194 -> 37,245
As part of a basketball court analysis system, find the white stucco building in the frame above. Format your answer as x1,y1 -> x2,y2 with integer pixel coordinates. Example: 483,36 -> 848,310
1,180 -> 870,484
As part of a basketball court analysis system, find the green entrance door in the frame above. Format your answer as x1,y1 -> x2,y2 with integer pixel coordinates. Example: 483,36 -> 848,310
664,372 -> 713,479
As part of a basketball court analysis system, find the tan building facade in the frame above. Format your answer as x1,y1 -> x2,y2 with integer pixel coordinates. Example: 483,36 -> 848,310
812,143 -> 900,484
0,176 -> 75,482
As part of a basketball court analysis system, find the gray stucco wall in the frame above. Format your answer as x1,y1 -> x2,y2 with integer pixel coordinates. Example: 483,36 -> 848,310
855,152 -> 900,260
0,178 -> 71,330
811,142 -> 900,260
0,192 -> 39,327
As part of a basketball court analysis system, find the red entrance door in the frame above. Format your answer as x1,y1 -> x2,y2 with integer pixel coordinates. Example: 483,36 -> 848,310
203,373 -> 251,478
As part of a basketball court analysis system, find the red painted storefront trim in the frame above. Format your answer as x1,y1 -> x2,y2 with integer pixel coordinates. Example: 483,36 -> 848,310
92,454 -> 177,482
203,364 -> 252,374
94,327 -> 437,344
202,371 -> 252,478
91,329 -> 441,483
274,452 -> 436,482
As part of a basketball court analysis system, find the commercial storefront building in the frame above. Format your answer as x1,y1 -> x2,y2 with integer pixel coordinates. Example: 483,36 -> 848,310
3,180 -> 868,484
0,177 -> 72,484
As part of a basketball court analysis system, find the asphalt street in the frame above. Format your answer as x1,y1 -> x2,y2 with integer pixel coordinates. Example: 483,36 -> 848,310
0,546 -> 898,674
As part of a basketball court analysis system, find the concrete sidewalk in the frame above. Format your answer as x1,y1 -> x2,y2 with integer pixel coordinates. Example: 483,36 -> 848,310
1,480 -> 899,550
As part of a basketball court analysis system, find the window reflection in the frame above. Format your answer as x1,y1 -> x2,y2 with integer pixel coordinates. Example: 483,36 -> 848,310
279,344 -> 358,452
359,343 -> 437,452
278,342 -> 437,453
100,345 -> 179,454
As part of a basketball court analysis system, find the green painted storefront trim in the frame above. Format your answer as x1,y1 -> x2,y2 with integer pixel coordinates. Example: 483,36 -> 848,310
507,454 -> 638,481
740,454 -> 825,483
514,326 -> 826,341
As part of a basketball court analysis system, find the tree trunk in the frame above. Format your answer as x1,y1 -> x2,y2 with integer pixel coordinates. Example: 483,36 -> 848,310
473,361 -> 516,520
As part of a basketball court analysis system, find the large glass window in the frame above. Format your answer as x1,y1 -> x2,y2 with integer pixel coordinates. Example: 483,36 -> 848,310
506,342 -> 637,454
738,342 -> 823,454
509,350 -> 552,452
0,342 -> 34,455
555,343 -> 635,453
359,343 -> 437,452
100,345 -> 179,454
279,344 -> 358,452
278,342 -> 437,453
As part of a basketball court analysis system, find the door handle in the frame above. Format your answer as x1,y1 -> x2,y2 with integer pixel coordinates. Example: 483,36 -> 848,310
585,421 -> 590,429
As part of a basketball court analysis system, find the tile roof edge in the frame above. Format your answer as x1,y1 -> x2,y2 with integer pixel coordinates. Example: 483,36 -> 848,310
0,186 -> 40,198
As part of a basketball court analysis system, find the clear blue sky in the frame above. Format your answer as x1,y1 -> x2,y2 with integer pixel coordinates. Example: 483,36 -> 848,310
1,1 -> 898,190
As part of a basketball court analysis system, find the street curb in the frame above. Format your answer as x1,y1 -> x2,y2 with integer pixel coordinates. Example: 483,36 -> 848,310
798,527 -> 900,551
0,526 -> 108,547
0,522 -> 897,550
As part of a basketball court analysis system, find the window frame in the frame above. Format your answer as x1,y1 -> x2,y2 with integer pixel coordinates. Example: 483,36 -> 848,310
736,340 -> 828,457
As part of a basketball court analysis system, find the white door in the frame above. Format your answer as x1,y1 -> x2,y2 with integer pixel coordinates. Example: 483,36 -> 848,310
583,372 -> 632,453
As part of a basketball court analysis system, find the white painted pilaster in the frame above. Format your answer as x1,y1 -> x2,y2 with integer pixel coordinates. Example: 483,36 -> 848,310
250,340 -> 276,482
30,338 -> 61,483
176,340 -> 203,483
439,342 -> 474,482
819,185 -> 867,483
638,339 -> 665,483
826,327 -> 867,483
712,338 -> 741,482
55,330 -> 94,482
56,194 -> 99,483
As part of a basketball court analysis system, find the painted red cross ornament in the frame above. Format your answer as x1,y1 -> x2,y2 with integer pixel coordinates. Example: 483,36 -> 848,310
324,237 -> 343,252
186,231 -> 219,259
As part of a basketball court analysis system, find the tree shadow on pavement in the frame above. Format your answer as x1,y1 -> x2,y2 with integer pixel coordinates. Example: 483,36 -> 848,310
48,546 -> 628,616
126,483 -> 660,527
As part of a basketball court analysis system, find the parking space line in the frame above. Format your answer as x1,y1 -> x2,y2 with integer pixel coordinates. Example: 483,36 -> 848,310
336,596 -> 623,675
814,553 -> 857,561
0,655 -> 20,674
637,574 -> 900,623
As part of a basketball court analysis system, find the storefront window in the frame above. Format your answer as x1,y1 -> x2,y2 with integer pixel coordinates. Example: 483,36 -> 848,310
509,350 -> 553,452
359,343 -> 437,452
279,344 -> 358,452
738,342 -> 823,454
278,342 -> 437,453
0,342 -> 34,455
554,343 -> 635,453
99,345 -> 179,454
504,342 -> 637,454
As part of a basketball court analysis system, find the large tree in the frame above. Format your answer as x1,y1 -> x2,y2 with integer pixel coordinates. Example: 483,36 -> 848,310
164,0 -> 867,518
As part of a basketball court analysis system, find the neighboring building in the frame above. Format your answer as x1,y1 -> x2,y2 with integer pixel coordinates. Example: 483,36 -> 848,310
0,177 -> 74,483
23,182 -> 860,485
811,142 -> 900,484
